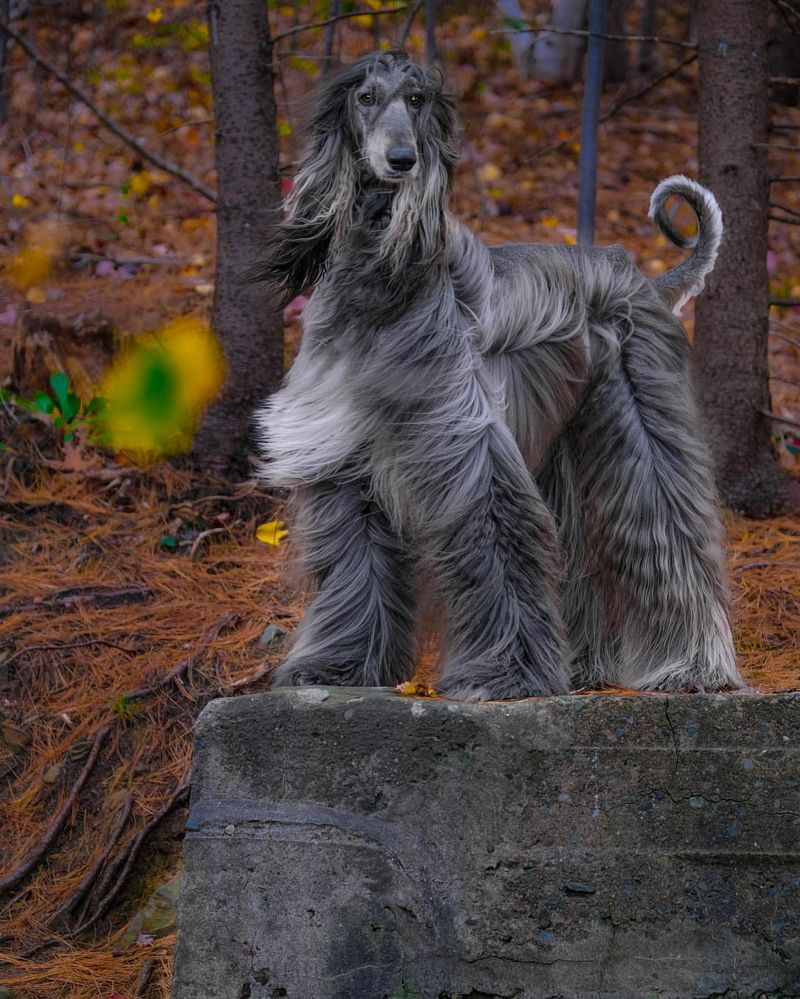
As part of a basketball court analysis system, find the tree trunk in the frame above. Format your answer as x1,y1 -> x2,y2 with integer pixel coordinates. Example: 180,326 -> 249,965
694,0 -> 799,516
194,0 -> 283,478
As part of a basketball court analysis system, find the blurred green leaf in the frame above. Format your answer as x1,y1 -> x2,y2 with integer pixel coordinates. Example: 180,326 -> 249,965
35,391 -> 55,414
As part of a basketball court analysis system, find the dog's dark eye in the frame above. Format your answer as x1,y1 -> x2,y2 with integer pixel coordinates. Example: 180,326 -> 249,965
358,92 -> 373,106
407,94 -> 424,108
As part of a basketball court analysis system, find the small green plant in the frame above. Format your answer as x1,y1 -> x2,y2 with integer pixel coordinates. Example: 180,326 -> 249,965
111,693 -> 144,722
1,371 -> 106,446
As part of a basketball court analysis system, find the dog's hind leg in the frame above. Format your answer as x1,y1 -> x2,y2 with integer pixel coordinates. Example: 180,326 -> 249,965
272,479 -> 417,688
535,436 -> 613,690
573,297 -> 743,691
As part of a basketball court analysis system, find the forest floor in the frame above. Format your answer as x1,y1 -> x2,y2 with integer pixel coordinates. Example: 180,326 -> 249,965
1,2 -> 799,997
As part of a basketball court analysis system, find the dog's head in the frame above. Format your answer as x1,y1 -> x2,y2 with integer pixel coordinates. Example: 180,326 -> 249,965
342,50 -> 456,184
253,51 -> 458,303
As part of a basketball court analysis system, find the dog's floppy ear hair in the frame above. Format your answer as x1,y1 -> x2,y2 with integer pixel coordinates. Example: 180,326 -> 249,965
247,60 -> 369,304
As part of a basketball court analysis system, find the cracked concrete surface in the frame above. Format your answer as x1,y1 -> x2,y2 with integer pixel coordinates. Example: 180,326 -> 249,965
172,688 -> 800,999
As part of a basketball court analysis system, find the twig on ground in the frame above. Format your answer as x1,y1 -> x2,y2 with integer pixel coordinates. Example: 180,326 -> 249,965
38,458 -> 138,481
0,727 -> 110,895
734,560 -> 800,572
71,251 -> 188,267
188,526 -> 232,560
273,5 -> 407,43
0,19 -> 216,203
225,660 -> 274,692
3,639 -> 140,670
134,957 -> 157,997
125,611 -> 238,700
53,794 -> 134,922
0,585 -> 153,619
71,780 -> 191,936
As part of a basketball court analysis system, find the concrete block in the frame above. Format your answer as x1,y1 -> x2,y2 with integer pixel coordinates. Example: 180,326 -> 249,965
172,688 -> 800,999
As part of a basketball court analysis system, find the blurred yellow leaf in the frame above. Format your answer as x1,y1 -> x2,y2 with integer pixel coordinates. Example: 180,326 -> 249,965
130,171 -> 152,197
395,682 -> 438,698
479,163 -> 501,183
99,317 -> 226,460
9,248 -> 52,290
562,233 -> 577,245
146,7 -> 163,22
11,193 -> 30,208
256,520 -> 288,546
541,215 -> 559,229
5,220 -> 60,291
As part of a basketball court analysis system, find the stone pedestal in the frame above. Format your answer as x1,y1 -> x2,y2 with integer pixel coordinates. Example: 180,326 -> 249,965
172,687 -> 800,999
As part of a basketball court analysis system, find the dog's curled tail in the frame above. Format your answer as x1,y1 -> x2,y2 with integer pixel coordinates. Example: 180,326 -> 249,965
649,175 -> 723,313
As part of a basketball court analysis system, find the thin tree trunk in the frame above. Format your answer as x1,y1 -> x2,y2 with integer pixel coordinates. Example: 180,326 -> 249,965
0,0 -> 11,124
577,0 -> 605,245
195,0 -> 283,478
530,0 -> 587,85
694,0 -> 799,515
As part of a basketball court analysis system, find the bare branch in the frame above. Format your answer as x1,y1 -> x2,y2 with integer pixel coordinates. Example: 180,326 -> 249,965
273,5 -> 407,44
492,24 -> 697,50
762,408 -> 800,432
398,0 -> 424,46
0,19 -> 216,203
527,53 -> 698,164
769,213 -> 800,226
770,201 -> 800,218
771,297 -> 800,307
770,330 -> 800,351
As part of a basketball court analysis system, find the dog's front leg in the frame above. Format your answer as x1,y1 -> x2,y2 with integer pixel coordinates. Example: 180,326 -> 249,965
272,478 -> 417,689
385,403 -> 570,701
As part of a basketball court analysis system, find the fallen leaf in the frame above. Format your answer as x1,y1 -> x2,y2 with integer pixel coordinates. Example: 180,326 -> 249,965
256,520 -> 287,546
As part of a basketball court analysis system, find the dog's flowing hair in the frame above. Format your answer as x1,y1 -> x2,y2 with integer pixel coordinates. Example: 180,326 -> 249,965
253,50 -> 743,700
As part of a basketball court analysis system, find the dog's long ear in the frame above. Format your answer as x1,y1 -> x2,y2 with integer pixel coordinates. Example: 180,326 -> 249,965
249,63 -> 364,304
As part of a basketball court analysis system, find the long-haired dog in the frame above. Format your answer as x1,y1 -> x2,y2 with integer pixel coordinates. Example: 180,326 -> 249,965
253,50 -> 743,700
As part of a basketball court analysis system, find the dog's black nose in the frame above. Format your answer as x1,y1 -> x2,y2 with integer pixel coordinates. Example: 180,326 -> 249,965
387,146 -> 417,172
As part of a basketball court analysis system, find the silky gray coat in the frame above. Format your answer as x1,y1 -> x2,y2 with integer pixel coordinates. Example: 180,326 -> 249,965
253,51 -> 743,700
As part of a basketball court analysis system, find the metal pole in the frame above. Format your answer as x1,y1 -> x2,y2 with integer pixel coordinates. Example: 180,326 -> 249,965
577,0 -> 606,245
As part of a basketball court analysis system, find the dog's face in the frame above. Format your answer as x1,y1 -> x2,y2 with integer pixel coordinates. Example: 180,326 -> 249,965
352,59 -> 426,182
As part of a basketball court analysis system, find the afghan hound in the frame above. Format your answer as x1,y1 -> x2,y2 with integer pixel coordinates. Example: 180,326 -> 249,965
252,50 -> 743,701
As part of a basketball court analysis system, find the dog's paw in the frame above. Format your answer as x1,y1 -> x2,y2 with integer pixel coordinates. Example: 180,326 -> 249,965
271,659 -> 336,688
271,658 -> 382,688
437,668 -> 567,702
